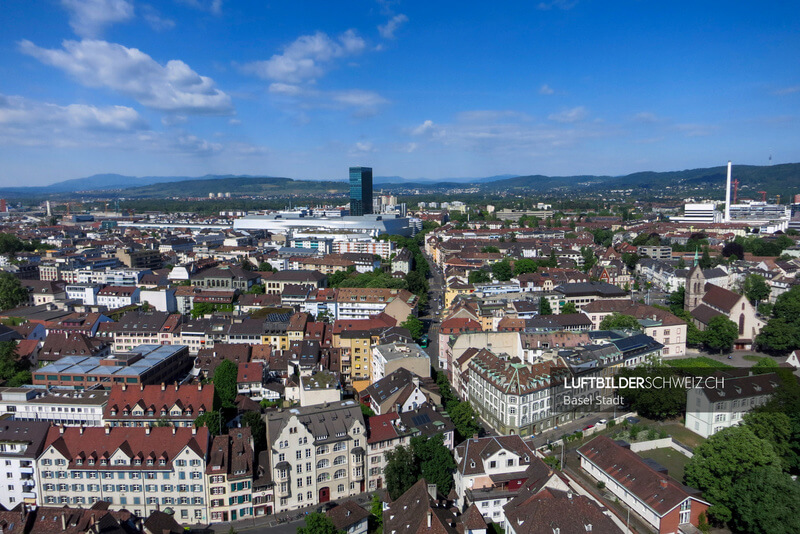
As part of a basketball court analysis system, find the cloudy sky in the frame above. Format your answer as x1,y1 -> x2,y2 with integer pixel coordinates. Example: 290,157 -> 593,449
1,0 -> 799,185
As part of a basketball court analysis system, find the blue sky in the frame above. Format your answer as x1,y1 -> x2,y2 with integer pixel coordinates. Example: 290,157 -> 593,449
1,0 -> 799,185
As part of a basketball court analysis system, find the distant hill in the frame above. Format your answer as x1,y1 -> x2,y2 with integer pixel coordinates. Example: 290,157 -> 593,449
2,164 -> 796,199
484,163 -> 800,197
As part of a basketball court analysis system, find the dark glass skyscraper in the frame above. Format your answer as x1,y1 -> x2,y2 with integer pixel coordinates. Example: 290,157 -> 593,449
349,166 -> 373,216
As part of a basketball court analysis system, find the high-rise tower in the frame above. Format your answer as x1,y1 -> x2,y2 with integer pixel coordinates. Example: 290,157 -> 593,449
349,166 -> 373,216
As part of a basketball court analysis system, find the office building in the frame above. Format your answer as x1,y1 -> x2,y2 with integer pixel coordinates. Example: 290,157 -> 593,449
349,167 -> 373,216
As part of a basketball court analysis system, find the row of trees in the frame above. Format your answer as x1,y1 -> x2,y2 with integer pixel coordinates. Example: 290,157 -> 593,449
433,369 -> 481,442
0,272 -> 29,311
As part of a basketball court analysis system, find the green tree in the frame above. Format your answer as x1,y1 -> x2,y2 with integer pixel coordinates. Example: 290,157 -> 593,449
756,318 -> 800,354
240,411 -> 266,454
481,246 -> 500,253
412,435 -> 456,496
400,314 -> 424,341
7,370 -> 31,387
0,342 -> 21,381
448,400 -> 480,441
560,302 -> 578,315
615,358 -> 685,420
194,411 -> 223,436
539,297 -> 553,315
468,270 -> 491,284
491,259 -> 513,281
384,444 -> 418,500
699,248 -> 712,269
684,426 -> 782,523
599,313 -> 642,331
213,359 -> 239,408
513,258 -> 538,276
773,286 -> 800,325
743,274 -> 771,305
703,315 -> 738,354
666,287 -> 686,315
744,411 -> 796,469
257,262 -> 275,272
370,493 -> 383,531
729,467 -> 800,534
0,273 -> 28,311
190,302 -> 215,319
246,284 -> 265,294
297,512 -> 338,534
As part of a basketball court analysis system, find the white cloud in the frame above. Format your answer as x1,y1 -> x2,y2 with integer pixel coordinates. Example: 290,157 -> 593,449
60,0 -> 134,38
177,0 -> 223,15
378,14 -> 408,39
773,85 -> 800,96
161,115 -> 187,126
412,119 -> 437,136
19,39 -> 233,115
539,84 -> 554,95
141,5 -> 175,31
330,89 -> 387,109
228,118 -> 241,125
403,142 -> 418,153
0,93 -> 146,132
548,106 -> 587,123
268,84 -> 387,116
242,30 -> 366,83
354,141 -> 376,152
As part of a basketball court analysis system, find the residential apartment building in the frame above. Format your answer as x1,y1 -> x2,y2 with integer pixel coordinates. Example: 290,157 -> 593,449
467,351 -> 566,436
685,372 -> 781,438
97,286 -> 140,309
206,429 -> 255,523
0,387 -> 109,426
0,421 -> 51,509
37,426 -> 211,523
583,299 -> 688,357
104,383 -> 214,428
265,401 -> 366,513
453,435 -> 567,528
371,342 -> 431,382
335,288 -> 419,322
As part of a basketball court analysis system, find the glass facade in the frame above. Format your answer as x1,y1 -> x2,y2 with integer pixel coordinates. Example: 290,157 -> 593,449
349,167 -> 373,216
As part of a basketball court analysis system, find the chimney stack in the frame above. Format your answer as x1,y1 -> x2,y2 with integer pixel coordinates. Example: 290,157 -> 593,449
427,511 -> 431,528
660,479 -> 669,488
161,383 -> 166,391
724,160 -> 732,222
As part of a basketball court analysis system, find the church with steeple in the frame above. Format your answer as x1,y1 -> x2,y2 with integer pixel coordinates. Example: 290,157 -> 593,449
684,264 -> 765,350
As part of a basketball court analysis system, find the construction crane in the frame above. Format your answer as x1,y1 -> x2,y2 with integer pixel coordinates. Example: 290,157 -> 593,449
732,178 -> 740,204
758,191 -> 767,202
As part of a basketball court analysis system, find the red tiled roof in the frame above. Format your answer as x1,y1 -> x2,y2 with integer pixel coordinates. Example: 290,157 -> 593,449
42,426 -> 209,469
104,384 -> 214,420
578,435 -> 707,516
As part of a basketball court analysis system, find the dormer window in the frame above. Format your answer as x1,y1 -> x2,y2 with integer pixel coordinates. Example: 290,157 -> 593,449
76,459 -> 83,465
100,459 -> 108,466
146,459 -> 154,465
161,410 -> 167,416
134,459 -> 142,465
110,410 -> 117,416
159,459 -> 167,466
88,459 -> 95,465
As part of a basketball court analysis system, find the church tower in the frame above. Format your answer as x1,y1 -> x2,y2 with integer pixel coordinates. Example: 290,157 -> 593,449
685,265 -> 706,313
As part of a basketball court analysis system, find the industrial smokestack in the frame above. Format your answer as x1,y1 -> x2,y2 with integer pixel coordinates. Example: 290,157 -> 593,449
46,201 -> 51,217
724,161 -> 732,222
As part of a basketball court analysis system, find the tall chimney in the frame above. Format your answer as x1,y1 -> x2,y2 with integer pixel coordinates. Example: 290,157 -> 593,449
724,160 -> 732,222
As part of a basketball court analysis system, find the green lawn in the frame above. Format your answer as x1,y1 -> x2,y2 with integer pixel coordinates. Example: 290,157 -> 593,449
638,447 -> 690,483
665,356 -> 733,369
634,417 -> 707,449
